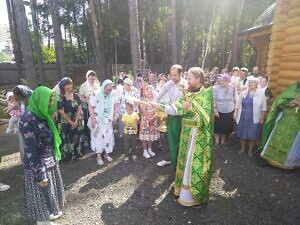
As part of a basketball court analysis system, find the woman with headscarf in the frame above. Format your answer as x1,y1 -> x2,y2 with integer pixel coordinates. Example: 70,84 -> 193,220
13,85 -> 33,114
19,86 -> 65,225
235,77 -> 267,158
114,77 -> 140,138
260,81 -> 300,169
57,77 -> 85,161
88,80 -> 116,166
213,74 -> 236,149
79,70 -> 100,145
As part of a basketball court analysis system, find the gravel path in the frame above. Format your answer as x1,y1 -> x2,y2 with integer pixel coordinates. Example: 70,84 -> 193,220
0,130 -> 299,225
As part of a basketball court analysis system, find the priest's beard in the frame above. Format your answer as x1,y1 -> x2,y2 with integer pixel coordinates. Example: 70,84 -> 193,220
188,83 -> 202,92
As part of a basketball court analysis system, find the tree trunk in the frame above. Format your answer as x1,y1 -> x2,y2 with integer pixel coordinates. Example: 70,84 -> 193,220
230,0 -> 244,67
11,0 -> 37,88
88,0 -> 106,79
219,19 -> 226,70
128,0 -> 141,74
170,0 -> 178,64
6,0 -> 23,81
95,0 -> 108,78
201,4 -> 216,68
49,0 -> 67,78
46,15 -> 51,49
30,0 -> 45,84
73,4 -> 82,62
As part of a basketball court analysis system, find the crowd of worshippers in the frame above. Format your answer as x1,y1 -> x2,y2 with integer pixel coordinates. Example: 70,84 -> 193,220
1,65 -> 285,167
0,65 -> 299,225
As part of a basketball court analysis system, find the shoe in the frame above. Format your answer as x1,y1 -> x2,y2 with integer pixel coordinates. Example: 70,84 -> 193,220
238,150 -> 245,155
248,152 -> 254,158
143,150 -> 151,159
14,128 -> 18,134
221,143 -> 228,149
148,149 -> 156,157
132,155 -> 137,161
214,144 -> 219,149
157,160 -> 171,167
97,158 -> 104,166
6,128 -> 13,134
0,182 -> 10,192
124,157 -> 130,162
37,221 -> 59,225
104,154 -> 113,162
49,211 -> 63,221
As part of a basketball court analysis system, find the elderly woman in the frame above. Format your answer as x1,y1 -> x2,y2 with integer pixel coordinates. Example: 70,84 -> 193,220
79,70 -> 100,145
57,77 -> 85,161
235,77 -> 267,157
19,86 -> 65,225
89,80 -> 116,165
213,74 -> 236,148
115,77 -> 140,138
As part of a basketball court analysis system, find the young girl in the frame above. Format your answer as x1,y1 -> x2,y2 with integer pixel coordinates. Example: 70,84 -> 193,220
4,92 -> 21,134
122,102 -> 140,162
139,85 -> 159,159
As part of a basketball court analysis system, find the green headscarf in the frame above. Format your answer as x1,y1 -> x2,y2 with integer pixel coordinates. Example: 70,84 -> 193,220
27,86 -> 62,160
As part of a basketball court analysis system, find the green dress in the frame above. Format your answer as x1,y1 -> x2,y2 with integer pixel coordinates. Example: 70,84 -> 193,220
163,86 -> 214,206
260,83 -> 300,169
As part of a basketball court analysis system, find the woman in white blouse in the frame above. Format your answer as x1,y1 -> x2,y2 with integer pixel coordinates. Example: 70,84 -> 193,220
235,77 -> 267,158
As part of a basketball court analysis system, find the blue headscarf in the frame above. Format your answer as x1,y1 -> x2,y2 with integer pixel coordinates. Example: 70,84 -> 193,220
96,79 -> 114,123
58,77 -> 72,89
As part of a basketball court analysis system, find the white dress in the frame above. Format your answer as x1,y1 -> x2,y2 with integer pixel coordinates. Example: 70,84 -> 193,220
89,92 -> 115,154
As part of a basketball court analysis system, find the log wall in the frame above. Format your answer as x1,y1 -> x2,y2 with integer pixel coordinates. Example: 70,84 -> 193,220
266,0 -> 300,96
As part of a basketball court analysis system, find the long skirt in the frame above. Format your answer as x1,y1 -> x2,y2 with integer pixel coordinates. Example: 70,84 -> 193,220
90,122 -> 115,154
214,111 -> 234,135
24,165 -> 65,222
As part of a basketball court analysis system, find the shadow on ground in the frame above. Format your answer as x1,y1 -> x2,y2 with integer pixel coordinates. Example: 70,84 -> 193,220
0,131 -> 300,225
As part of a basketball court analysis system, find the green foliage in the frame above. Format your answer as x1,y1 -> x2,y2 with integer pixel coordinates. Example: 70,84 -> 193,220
42,46 -> 56,63
0,53 -> 12,62
11,0 -> 276,74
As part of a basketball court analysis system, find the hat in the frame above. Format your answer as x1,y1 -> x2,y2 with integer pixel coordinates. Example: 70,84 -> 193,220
6,91 -> 13,100
232,67 -> 240,72
247,76 -> 260,84
86,70 -> 96,79
220,74 -> 230,82
58,77 -> 72,89
123,78 -> 133,86
240,67 -> 248,72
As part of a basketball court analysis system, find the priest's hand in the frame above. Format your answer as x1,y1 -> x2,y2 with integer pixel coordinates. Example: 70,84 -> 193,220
183,100 -> 191,111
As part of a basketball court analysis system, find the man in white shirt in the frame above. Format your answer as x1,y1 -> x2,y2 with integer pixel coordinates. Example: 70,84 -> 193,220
154,65 -> 188,168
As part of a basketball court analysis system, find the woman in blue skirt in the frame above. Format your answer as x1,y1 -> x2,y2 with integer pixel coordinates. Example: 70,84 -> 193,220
235,77 -> 267,157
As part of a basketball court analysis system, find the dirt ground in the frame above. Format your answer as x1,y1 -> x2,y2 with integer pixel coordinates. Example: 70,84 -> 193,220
0,126 -> 299,225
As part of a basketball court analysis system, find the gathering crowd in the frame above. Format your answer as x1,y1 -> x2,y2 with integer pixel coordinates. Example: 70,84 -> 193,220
0,64 -> 299,225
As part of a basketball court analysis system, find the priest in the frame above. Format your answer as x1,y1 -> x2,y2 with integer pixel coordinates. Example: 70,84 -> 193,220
154,67 -> 214,207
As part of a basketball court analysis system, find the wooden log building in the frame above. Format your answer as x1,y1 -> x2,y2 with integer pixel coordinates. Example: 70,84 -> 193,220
239,0 -> 300,97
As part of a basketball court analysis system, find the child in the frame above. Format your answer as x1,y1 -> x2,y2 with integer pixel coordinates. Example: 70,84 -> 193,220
139,85 -> 159,159
122,102 -> 140,162
4,92 -> 21,134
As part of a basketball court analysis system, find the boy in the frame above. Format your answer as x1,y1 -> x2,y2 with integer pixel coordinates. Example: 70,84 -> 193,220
122,103 -> 140,162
